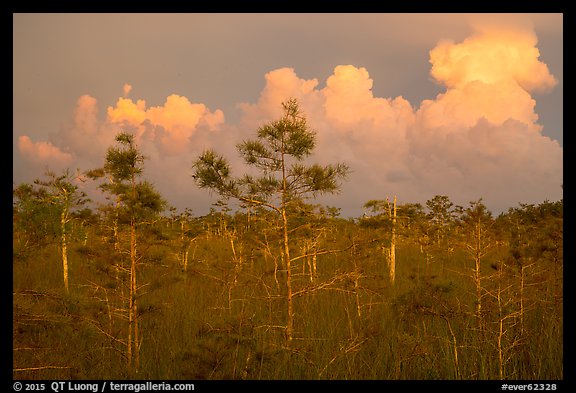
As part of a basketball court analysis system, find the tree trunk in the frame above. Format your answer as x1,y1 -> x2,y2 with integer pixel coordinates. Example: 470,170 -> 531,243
474,221 -> 482,320
60,208 -> 69,294
128,166 -> 139,373
389,196 -> 397,285
282,208 -> 294,343
280,140 -> 294,343
131,220 -> 139,372
183,247 -> 189,273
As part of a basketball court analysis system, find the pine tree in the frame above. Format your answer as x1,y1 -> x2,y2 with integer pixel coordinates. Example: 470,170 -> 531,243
89,132 -> 166,373
14,169 -> 89,293
192,98 -> 349,342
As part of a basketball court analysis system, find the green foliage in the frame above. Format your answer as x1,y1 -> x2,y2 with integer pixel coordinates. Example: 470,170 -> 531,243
426,195 -> 455,224
425,195 -> 457,244
499,200 -> 563,266
13,184 -> 60,248
392,279 -> 459,321
253,98 -> 315,159
193,98 -> 349,210
88,132 -> 167,224
103,133 -> 144,181
192,150 -> 237,197
459,198 -> 493,226
13,169 -> 89,248
456,198 -> 496,256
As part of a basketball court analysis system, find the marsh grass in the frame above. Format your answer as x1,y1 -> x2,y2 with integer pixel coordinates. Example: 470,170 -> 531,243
13,221 -> 562,380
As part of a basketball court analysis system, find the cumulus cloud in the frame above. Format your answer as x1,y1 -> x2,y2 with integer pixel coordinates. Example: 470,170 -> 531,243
238,67 -> 322,128
234,24 -> 561,213
106,94 -> 225,155
421,23 -> 557,133
405,23 -> 562,210
320,65 -> 414,165
15,90 -> 226,202
14,23 -> 562,216
429,26 -> 557,92
324,65 -> 414,135
18,135 -> 73,166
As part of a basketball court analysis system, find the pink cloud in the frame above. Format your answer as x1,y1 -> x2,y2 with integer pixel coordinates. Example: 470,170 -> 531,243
429,25 -> 557,92
106,94 -> 224,155
238,67 -> 321,128
18,135 -> 74,166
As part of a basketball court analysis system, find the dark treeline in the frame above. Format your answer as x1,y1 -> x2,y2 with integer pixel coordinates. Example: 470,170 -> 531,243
13,100 -> 562,380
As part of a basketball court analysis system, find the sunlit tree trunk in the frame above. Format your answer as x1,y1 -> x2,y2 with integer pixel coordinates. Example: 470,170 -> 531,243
130,219 -> 139,372
389,196 -> 397,285
282,208 -> 294,343
460,200 -> 493,333
473,218 -> 483,320
60,207 -> 69,294
129,163 -> 140,373
280,141 -> 294,343
113,210 -> 120,253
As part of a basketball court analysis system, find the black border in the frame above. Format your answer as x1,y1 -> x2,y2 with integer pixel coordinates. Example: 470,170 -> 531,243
8,1 -> 567,14
8,1 -> 571,391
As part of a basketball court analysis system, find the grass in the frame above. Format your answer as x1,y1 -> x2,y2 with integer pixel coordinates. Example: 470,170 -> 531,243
13,220 -> 563,380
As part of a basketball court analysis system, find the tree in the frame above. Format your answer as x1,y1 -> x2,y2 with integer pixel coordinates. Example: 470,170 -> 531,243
425,195 -> 456,246
13,183 -> 59,251
192,98 -> 349,342
457,199 -> 494,323
89,132 -> 166,373
496,199 -> 563,334
174,208 -> 196,272
362,196 -> 401,284
14,169 -> 89,293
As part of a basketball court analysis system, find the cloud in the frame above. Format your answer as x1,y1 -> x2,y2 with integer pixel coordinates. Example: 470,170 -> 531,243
405,118 -> 562,204
107,97 -> 147,125
233,25 -> 562,213
237,67 -> 321,128
106,94 -> 225,155
53,94 -> 117,164
323,65 -> 414,132
406,23 -> 562,209
320,64 -> 414,164
14,23 -> 562,216
429,24 -> 557,92
73,95 -> 99,135
420,24 -> 557,133
123,83 -> 133,98
17,135 -> 74,166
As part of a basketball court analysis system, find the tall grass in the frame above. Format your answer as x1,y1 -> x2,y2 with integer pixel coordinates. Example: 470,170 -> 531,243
13,221 -> 562,380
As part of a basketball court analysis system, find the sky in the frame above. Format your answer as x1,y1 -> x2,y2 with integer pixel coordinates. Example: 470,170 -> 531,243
13,13 -> 563,218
